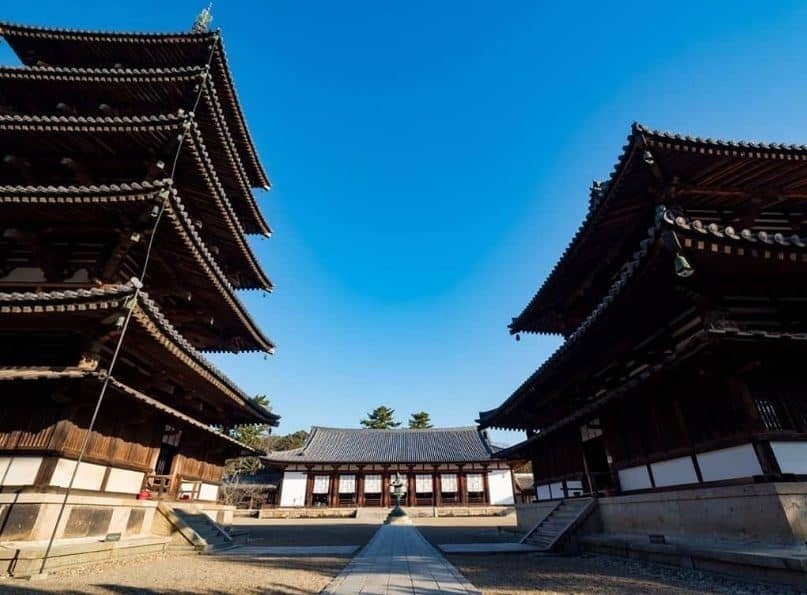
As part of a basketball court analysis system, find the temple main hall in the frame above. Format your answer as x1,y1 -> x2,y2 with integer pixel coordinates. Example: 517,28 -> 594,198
261,427 -> 515,513
479,124 -> 807,550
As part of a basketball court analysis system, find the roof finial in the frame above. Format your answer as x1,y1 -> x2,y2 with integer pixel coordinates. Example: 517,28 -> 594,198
192,2 -> 214,33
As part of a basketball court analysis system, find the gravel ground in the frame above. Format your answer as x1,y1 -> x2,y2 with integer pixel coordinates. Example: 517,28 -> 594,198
449,552 -> 804,595
0,552 -> 346,594
2,519 -> 799,594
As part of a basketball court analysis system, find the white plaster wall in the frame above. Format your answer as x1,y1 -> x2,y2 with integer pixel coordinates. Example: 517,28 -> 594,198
771,441 -> 807,475
697,443 -> 762,482
651,456 -> 698,488
198,483 -> 219,502
548,481 -> 564,499
566,480 -> 583,496
280,471 -> 307,507
618,465 -> 652,491
536,484 -> 551,501
105,468 -> 144,494
487,470 -> 515,505
0,456 -> 42,486
50,459 -> 106,490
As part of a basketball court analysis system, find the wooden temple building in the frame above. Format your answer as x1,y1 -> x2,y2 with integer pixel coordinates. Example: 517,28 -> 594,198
0,19 -> 277,548
261,427 -> 515,513
479,124 -> 807,546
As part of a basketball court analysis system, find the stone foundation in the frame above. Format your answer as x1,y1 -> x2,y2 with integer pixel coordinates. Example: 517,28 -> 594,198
1,536 -> 172,577
514,502 -> 560,532
581,534 -> 807,589
259,505 -> 515,520
590,482 -> 807,545
0,493 -> 157,543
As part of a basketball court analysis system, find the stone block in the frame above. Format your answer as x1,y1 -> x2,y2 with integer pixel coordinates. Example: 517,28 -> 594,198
63,507 -> 113,538
125,509 -> 145,535
0,503 -> 40,540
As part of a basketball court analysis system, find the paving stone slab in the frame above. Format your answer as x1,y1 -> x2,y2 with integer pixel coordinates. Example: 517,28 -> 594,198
323,524 -> 481,594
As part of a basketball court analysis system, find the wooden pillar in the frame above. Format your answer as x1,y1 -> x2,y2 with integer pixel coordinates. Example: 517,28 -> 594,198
305,468 -> 314,507
754,441 -> 782,476
482,466 -> 490,505
728,375 -> 763,431
381,469 -> 390,507
458,467 -> 466,505
407,469 -> 416,507
330,471 -> 338,508
357,468 -> 365,507
432,470 -> 440,507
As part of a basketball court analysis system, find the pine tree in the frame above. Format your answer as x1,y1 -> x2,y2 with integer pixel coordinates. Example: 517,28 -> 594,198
224,394 -> 272,477
408,411 -> 433,429
263,429 -> 309,452
360,406 -> 401,429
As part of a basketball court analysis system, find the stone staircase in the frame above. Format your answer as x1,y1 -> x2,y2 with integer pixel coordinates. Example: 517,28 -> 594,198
521,497 -> 595,551
158,502 -> 235,552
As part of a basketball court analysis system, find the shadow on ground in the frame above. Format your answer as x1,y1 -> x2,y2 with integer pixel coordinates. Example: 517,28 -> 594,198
416,521 -> 521,545
449,552 -> 800,594
0,556 -> 345,595
233,520 -> 380,547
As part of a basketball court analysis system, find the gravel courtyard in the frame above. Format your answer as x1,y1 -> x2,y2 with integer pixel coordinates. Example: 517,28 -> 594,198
0,518 -> 801,594
448,552 -> 803,595
0,553 -> 347,594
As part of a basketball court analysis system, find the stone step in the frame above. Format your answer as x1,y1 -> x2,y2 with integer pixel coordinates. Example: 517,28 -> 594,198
527,527 -> 559,539
555,505 -> 591,520
533,526 -> 563,535
525,539 -> 553,549
549,510 -> 581,519
540,520 -> 569,528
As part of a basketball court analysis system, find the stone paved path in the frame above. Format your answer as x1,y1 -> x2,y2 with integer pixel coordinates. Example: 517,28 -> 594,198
323,524 -> 481,594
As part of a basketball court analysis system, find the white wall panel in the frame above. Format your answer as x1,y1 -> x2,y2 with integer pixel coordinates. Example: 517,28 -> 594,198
198,483 -> 219,502
651,456 -> 698,487
279,471 -> 307,507
618,465 -> 652,491
536,484 -> 551,501
105,468 -> 144,494
771,441 -> 807,474
565,480 -> 583,497
697,444 -> 762,482
50,459 -> 106,490
548,482 -> 564,499
0,456 -> 42,486
487,469 -> 514,505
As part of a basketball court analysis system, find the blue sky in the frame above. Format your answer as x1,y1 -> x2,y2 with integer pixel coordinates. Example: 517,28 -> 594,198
3,2 -> 807,445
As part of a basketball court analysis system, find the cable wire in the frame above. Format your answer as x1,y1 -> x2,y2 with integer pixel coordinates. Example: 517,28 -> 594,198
38,31 -> 221,575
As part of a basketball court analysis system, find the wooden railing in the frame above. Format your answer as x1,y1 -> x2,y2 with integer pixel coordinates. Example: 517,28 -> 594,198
177,480 -> 202,501
142,475 -> 204,501
143,474 -> 174,500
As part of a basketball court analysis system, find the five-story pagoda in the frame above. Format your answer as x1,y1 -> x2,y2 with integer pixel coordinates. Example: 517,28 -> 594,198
0,17 -> 278,545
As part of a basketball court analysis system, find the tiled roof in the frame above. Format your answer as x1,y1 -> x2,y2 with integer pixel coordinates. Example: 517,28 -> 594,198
0,20 -> 270,190
264,426 -> 500,464
509,123 -> 807,335
478,208 -> 664,429
0,282 -> 277,425
0,111 -> 272,289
